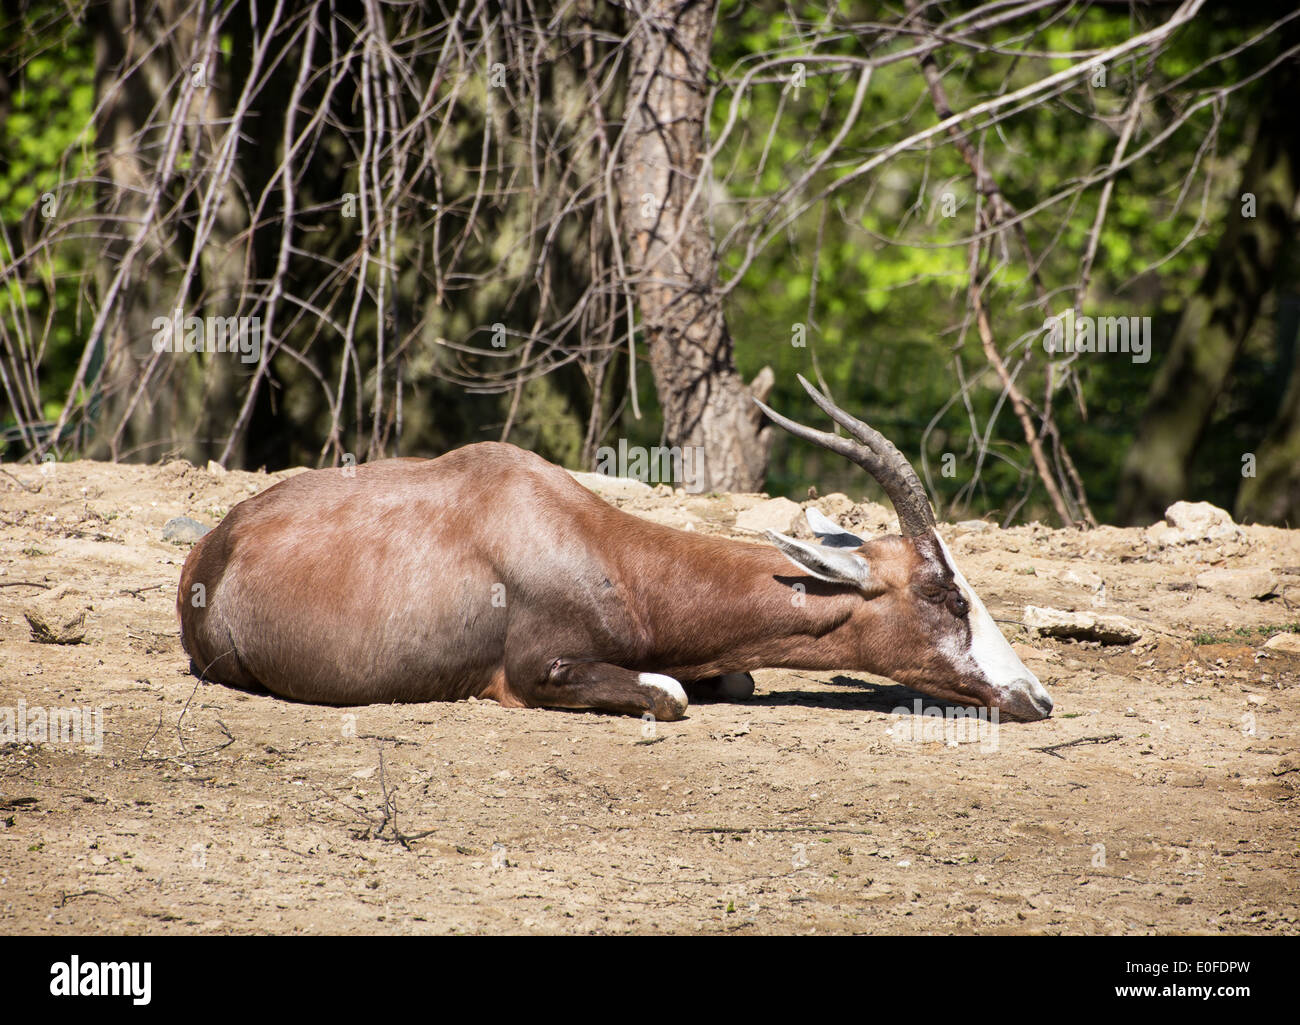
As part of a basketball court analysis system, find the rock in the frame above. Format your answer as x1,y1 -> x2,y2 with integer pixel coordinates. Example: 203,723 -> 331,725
818,493 -> 855,517
1151,501 -> 1243,545
1263,633 -> 1300,655
162,516 -> 212,543
1061,568 -> 1103,590
568,471 -> 653,500
734,497 -> 803,534
206,460 -> 227,476
24,607 -> 86,645
1143,522 -> 1184,548
1023,606 -> 1143,645
954,519 -> 994,533
1195,567 -> 1277,600
849,501 -> 897,533
635,506 -> 698,530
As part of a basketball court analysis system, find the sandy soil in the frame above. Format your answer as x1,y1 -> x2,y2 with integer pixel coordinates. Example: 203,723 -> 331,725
1,458 -> 1297,935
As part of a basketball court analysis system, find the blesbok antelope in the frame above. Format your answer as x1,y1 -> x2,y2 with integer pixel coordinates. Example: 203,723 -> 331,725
177,376 -> 1053,723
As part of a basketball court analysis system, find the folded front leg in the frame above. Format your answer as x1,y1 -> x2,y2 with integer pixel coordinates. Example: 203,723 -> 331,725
517,658 -> 689,721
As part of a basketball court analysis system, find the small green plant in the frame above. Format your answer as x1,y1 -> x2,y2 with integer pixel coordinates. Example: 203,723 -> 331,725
1193,623 -> 1300,645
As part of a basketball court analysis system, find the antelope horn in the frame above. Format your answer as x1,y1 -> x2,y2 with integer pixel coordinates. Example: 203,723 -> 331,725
754,374 -> 936,537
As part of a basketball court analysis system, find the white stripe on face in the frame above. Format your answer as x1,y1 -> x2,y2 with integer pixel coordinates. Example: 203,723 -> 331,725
932,533 -> 1053,719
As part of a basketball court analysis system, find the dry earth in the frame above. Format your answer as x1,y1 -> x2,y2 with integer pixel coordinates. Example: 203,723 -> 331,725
1,458 -> 1298,934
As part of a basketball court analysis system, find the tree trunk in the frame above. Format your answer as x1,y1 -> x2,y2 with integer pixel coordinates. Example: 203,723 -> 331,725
1236,296 -> 1300,524
1115,57 -> 1300,524
90,0 -> 195,462
615,0 -> 772,493
88,0 -> 255,465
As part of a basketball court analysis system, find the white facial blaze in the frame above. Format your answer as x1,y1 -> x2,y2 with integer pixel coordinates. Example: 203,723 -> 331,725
933,533 -> 1053,716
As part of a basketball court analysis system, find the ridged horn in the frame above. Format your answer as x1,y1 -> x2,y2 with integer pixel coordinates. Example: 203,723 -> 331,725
754,374 -> 936,537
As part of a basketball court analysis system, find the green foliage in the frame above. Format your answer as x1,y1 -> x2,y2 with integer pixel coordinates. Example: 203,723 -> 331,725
710,0 -> 1280,521
1193,623 -> 1300,645
0,3 -> 97,427
4,0 -> 1295,528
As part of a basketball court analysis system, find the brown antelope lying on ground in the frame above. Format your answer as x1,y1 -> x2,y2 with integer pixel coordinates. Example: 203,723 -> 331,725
177,376 -> 1053,723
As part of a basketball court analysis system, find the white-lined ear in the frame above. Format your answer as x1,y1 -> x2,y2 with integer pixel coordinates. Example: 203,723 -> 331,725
765,530 -> 871,587
805,508 -> 865,549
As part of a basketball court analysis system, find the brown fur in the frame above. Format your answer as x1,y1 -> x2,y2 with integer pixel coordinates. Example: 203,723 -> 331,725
177,442 -> 1013,718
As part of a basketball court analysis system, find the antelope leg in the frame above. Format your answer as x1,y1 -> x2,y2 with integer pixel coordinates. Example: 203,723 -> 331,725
520,658 -> 689,721
682,672 -> 755,702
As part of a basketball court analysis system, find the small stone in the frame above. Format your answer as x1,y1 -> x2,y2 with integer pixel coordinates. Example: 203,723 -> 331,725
1023,606 -> 1143,645
1195,568 -> 1277,601
162,516 -> 212,543
818,493 -> 855,517
734,497 -> 803,534
206,460 -> 227,476
1144,522 -> 1183,548
24,607 -> 86,645
1165,500 -> 1237,534
1157,501 -> 1242,544
1062,568 -> 1103,590
1263,633 -> 1300,655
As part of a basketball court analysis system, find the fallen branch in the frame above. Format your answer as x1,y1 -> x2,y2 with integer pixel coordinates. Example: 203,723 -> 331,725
58,889 -> 118,907
0,467 -> 40,493
120,583 -> 166,600
1032,733 -> 1122,758
354,746 -> 437,849
138,672 -> 236,764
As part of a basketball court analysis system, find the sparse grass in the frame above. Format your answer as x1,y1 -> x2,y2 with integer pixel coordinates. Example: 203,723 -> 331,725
1192,623 -> 1300,645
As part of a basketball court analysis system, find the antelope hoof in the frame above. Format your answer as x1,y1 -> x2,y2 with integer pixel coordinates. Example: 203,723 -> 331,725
638,673 -> 689,721
717,672 -> 755,699
684,672 -> 755,702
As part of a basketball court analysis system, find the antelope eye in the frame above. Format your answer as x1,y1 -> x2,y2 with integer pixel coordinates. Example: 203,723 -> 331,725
950,594 -> 970,617
917,585 -> 947,604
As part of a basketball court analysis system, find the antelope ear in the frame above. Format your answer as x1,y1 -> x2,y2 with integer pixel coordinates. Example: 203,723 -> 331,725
805,507 -> 865,549
765,530 -> 871,588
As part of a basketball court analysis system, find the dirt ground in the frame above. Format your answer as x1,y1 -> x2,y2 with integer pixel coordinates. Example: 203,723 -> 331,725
1,458 -> 1297,935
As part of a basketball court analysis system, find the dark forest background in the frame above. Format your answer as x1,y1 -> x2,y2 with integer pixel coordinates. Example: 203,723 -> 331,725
2,0 -> 1298,527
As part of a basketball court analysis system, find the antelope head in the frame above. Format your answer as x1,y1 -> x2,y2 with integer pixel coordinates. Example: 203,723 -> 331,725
755,376 -> 1054,723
